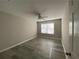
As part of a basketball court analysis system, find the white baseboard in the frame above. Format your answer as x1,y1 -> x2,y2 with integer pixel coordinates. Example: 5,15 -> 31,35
62,42 -> 67,59
0,34 -> 36,53
62,43 -> 71,59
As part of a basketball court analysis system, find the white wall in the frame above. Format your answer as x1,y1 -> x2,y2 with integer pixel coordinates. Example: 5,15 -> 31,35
62,0 -> 79,59
71,0 -> 79,59
62,0 -> 71,59
0,11 -> 37,52
62,0 -> 69,51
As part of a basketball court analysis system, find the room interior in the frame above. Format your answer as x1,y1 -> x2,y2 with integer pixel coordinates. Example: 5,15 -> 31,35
0,0 -> 79,59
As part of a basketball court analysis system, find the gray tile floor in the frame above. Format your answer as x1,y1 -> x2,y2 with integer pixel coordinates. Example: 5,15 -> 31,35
0,37 -> 65,59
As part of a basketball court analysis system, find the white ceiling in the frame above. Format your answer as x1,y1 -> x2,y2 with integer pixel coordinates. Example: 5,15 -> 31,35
0,0 -> 67,20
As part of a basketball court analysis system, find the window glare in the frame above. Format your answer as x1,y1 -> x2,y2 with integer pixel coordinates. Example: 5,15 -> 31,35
41,23 -> 54,34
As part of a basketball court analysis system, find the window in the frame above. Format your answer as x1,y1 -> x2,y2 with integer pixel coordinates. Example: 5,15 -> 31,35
41,23 -> 54,34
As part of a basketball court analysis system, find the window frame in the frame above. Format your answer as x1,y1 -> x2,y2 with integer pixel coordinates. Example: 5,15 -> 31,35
41,23 -> 54,35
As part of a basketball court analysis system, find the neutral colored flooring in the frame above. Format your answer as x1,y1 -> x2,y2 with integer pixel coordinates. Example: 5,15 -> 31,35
0,37 -> 65,59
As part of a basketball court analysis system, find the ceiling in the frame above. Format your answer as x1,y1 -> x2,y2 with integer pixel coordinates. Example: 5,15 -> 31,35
0,0 -> 67,20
